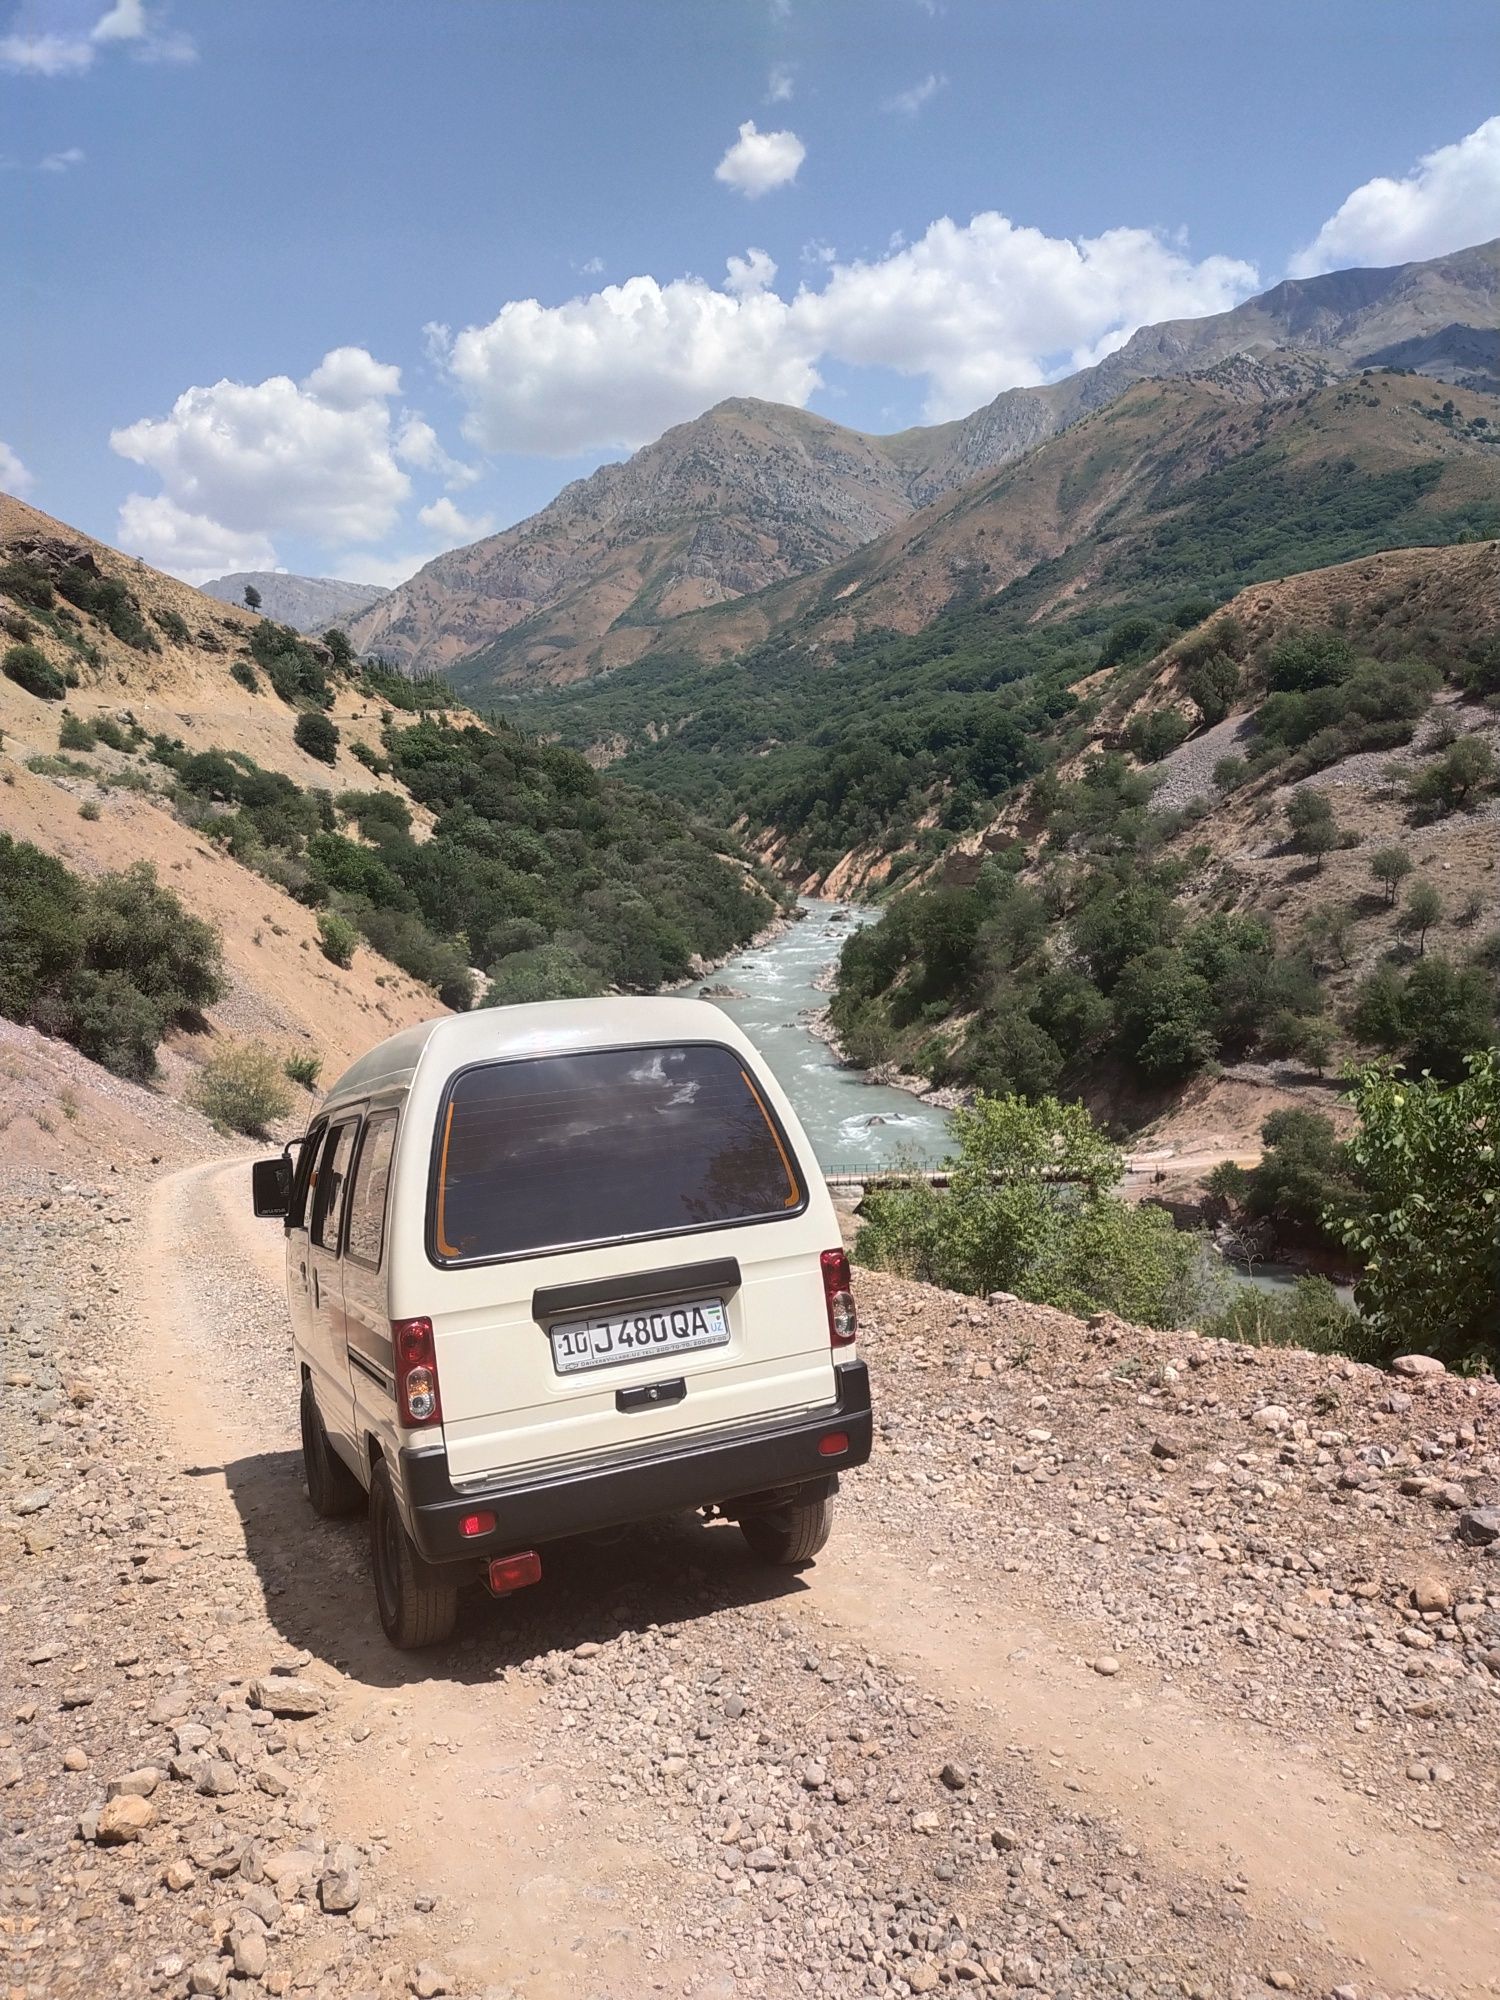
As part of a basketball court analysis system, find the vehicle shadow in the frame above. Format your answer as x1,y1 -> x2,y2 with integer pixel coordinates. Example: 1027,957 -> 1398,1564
219,1446 -> 810,1690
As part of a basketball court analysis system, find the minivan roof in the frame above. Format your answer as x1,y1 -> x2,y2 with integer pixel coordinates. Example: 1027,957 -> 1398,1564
321,995 -> 764,1106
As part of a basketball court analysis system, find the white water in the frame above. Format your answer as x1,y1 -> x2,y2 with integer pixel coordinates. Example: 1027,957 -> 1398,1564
703,898 -> 954,1173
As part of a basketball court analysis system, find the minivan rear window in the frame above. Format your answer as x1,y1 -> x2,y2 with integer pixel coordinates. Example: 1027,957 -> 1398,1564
429,1042 -> 807,1265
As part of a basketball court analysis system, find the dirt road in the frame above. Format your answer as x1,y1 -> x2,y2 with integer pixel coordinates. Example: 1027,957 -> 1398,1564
5,1152 -> 1499,2000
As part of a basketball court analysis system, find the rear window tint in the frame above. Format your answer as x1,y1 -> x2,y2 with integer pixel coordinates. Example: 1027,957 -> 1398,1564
430,1043 -> 806,1265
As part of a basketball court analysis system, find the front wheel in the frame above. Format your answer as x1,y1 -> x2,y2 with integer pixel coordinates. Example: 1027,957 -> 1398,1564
739,1494 -> 833,1568
300,1380 -> 364,1518
369,1460 -> 459,1650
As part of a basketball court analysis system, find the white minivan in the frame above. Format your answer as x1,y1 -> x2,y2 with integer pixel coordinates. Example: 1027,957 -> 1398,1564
252,997 -> 872,1648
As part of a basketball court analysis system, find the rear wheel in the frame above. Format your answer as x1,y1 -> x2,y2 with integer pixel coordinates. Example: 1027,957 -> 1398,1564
300,1380 -> 363,1518
739,1494 -> 833,1567
369,1459 -> 458,1650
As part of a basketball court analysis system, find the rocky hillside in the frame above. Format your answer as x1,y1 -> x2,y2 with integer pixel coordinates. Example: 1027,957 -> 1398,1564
820,536 -> 1499,1152
347,399 -> 924,684
199,571 -> 388,633
358,238 -> 1500,689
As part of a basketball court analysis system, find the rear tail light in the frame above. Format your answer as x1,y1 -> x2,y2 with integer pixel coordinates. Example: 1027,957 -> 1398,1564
818,1431 -> 849,1457
459,1511 -> 496,1539
392,1316 -> 442,1428
820,1248 -> 858,1348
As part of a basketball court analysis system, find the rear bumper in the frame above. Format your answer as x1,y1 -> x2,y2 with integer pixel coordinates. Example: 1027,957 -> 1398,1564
399,1359 -> 872,1565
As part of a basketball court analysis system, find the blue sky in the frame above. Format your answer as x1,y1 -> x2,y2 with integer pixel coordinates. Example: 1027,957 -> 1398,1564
3,0 -> 1499,586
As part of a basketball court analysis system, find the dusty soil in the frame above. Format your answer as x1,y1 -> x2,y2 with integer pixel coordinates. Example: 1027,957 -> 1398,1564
5,1122 -> 1499,2000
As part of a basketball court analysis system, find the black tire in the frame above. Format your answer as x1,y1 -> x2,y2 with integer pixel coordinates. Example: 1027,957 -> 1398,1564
300,1379 -> 364,1519
369,1459 -> 459,1650
739,1494 -> 833,1567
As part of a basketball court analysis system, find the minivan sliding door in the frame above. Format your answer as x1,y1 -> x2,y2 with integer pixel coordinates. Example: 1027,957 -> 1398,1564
305,1117 -> 360,1455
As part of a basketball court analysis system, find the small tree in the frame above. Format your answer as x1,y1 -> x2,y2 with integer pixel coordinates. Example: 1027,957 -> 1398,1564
243,584 -> 262,612
1409,735 -> 1497,814
1399,878 -> 1442,954
1369,844 -> 1412,905
322,627 -> 355,672
294,710 -> 339,765
1333,1053 -> 1499,1371
1285,786 -> 1338,868
1301,901 -> 1352,970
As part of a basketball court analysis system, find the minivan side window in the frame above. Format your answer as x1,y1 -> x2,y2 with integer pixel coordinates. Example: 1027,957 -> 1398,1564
311,1120 -> 360,1253
430,1042 -> 807,1266
344,1112 -> 398,1270
288,1117 -> 328,1231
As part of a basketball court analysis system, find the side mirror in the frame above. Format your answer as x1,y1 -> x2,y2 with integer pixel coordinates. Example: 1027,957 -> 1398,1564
252,1156 -> 291,1219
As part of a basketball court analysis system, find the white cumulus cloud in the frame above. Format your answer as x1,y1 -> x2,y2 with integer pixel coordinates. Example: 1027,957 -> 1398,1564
39,145 -> 84,171
1289,117 -> 1500,277
433,262 -> 821,455
798,212 -> 1258,419
767,63 -> 794,104
417,497 -> 497,544
0,0 -> 193,75
116,495 -> 276,583
0,438 -> 34,494
884,73 -> 946,117
715,120 -> 805,198
395,414 -> 480,488
111,347 -> 415,579
433,212 -> 1259,453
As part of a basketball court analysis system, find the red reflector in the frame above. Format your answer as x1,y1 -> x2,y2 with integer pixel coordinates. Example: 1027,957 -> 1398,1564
459,1511 -> 496,1539
487,1551 -> 542,1596
818,1432 -> 849,1457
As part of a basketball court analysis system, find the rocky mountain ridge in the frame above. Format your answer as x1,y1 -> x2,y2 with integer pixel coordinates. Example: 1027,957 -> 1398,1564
352,238 -> 1500,686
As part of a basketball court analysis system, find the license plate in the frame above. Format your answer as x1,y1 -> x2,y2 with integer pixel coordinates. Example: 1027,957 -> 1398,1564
548,1296 -> 730,1375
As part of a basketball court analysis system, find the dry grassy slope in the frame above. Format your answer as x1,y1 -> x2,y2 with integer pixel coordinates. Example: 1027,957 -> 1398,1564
0,496 -> 448,1153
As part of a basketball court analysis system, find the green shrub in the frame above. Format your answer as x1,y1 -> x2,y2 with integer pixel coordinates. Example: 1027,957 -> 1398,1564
1212,755 -> 1247,791
4,643 -> 66,701
485,942 -> 596,1004
230,660 -> 259,693
152,607 -> 191,645
0,833 -> 87,1022
1347,955 -> 1494,1079
0,558 -> 56,610
349,738 -> 389,775
85,863 -> 224,1021
1123,709 -> 1189,762
284,1049 -> 323,1089
1199,1277 -> 1384,1363
1334,1053 -> 1500,1371
316,910 -> 358,967
855,1092 -> 1200,1327
78,799 -> 100,821
189,1040 -> 294,1137
58,968 -> 164,1082
58,713 -> 96,750
1408,735 -> 1497,814
294,710 -> 340,764
1181,650 -> 1239,726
